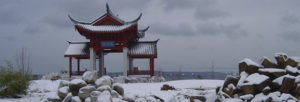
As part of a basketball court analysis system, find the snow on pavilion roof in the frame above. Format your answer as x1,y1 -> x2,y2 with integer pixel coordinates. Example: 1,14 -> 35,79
128,40 -> 158,57
64,40 -> 158,57
76,22 -> 136,32
64,42 -> 89,56
68,3 -> 148,38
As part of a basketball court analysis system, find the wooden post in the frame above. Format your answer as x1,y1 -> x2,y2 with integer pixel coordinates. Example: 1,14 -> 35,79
150,57 -> 154,76
77,59 -> 80,75
123,47 -> 129,76
69,57 -> 72,77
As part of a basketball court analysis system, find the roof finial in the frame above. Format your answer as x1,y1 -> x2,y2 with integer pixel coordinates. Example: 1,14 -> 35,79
127,13 -> 142,24
106,3 -> 111,14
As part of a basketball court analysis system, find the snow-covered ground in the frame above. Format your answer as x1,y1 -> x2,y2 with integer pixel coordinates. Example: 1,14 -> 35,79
0,79 -> 224,102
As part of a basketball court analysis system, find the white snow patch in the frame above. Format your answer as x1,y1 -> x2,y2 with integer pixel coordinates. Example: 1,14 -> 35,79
237,71 -> 248,88
70,79 -> 87,85
241,73 -> 269,86
240,58 -> 261,67
272,75 -> 295,85
286,66 -> 298,73
240,94 -> 253,100
258,68 -> 285,73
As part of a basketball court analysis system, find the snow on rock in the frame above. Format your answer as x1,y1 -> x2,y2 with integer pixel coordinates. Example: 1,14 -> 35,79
237,71 -> 248,88
275,52 -> 288,60
95,76 -> 113,88
240,73 -> 269,85
286,66 -> 298,73
240,58 -> 261,67
295,75 -> 300,83
62,93 -> 72,102
251,93 -> 267,102
78,85 -> 96,100
112,83 -> 124,96
97,90 -> 113,102
58,80 -> 69,88
70,79 -> 87,85
71,96 -> 81,102
97,85 -> 112,92
90,91 -> 102,102
272,75 -> 295,85
258,68 -> 285,73
82,71 -> 98,84
290,57 -> 300,63
223,98 -> 243,102
58,86 -> 69,99
239,94 -> 253,100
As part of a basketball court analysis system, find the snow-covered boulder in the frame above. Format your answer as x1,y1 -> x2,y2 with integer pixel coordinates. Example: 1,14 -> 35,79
69,79 -> 87,96
286,66 -> 298,76
260,56 -> 277,68
78,85 -> 96,100
97,90 -> 112,102
112,83 -> 124,96
286,57 -> 299,67
62,93 -> 72,102
258,68 -> 286,79
71,96 -> 81,102
58,86 -> 69,99
95,76 -> 113,88
279,76 -> 296,93
82,71 -> 98,84
58,80 -> 70,88
111,90 -> 121,98
240,73 -> 270,94
90,91 -> 101,102
96,85 -> 112,92
275,53 -> 288,68
239,58 -> 262,74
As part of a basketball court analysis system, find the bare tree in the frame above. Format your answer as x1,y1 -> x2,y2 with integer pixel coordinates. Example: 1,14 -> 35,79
15,47 -> 31,76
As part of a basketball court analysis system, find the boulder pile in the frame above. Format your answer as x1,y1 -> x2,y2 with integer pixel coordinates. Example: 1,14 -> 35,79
217,53 -> 300,101
50,71 -> 125,102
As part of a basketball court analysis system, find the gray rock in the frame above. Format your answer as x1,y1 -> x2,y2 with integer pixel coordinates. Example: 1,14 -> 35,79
62,93 -> 73,102
90,91 -> 101,102
58,86 -> 69,99
78,86 -> 96,100
71,96 -> 81,102
112,83 -> 124,96
95,76 -> 113,88
96,85 -> 112,92
59,80 -> 70,89
82,71 -> 98,84
97,90 -> 112,102
69,79 -> 87,96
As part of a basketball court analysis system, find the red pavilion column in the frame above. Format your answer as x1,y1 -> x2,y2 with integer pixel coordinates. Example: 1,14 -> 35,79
150,57 -> 154,76
77,59 -> 80,75
69,57 -> 72,77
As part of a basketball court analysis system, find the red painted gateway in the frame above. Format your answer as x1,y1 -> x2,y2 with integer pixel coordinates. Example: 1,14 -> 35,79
64,3 -> 158,77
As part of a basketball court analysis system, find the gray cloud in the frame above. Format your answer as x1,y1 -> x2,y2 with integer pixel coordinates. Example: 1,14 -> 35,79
280,31 -> 300,42
161,0 -> 228,20
150,23 -> 196,36
0,36 -> 16,41
197,22 -> 248,39
194,8 -> 229,20
280,14 -> 299,26
23,25 -> 41,35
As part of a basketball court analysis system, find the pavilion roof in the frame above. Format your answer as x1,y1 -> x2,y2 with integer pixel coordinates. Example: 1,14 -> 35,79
75,22 -> 136,32
64,42 -> 89,57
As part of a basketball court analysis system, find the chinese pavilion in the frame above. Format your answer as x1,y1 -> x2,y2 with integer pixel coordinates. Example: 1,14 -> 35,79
64,3 -> 158,77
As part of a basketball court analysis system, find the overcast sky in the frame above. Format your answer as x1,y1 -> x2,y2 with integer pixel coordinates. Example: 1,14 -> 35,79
1,0 -> 300,74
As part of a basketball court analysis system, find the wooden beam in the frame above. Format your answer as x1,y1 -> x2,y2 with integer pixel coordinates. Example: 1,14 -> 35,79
77,59 -> 80,75
150,57 -> 154,76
